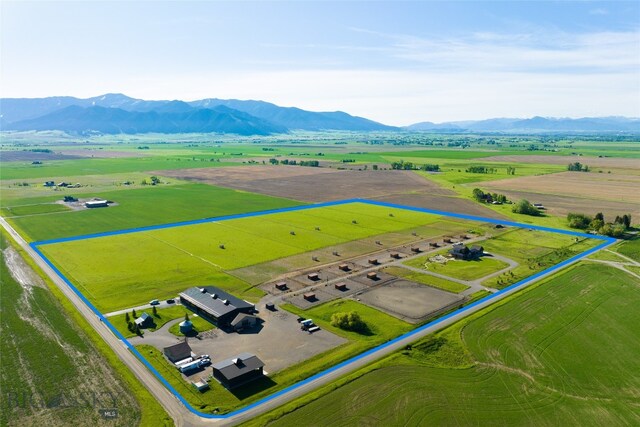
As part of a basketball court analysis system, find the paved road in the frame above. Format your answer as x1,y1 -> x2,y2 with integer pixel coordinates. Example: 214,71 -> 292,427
1,216 -> 613,426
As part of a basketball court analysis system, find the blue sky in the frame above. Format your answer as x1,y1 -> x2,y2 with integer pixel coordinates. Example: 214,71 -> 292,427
2,1 -> 639,124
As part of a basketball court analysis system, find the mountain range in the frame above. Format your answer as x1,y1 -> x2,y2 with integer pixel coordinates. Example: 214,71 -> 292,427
0,94 -> 396,135
1,93 -> 638,135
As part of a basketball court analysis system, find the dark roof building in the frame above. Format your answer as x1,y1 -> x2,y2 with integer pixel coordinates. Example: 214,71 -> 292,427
449,245 -> 484,260
134,312 -> 153,327
212,353 -> 265,389
163,340 -> 194,363
230,313 -> 259,332
179,286 -> 254,328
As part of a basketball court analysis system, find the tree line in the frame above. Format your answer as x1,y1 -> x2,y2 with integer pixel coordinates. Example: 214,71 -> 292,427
390,160 -> 440,171
567,212 -> 631,237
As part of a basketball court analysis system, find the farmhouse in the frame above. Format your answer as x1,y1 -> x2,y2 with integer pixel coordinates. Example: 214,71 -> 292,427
163,340 -> 194,363
212,353 -> 265,389
449,245 -> 484,260
85,199 -> 109,208
179,286 -> 254,328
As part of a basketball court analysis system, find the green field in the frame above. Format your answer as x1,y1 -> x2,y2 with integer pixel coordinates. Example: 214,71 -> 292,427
39,203 -> 448,312
383,266 -> 470,293
253,263 -> 640,426
404,252 -> 510,281
0,202 -> 71,217
8,183 -> 303,242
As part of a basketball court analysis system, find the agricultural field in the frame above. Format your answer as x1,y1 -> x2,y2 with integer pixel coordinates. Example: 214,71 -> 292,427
403,252 -> 510,281
252,263 -> 640,426
5,183 -> 303,242
38,202 -> 449,312
0,233 -> 171,427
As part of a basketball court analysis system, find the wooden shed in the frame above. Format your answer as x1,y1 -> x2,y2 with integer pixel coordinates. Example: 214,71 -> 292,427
390,252 -> 401,259
429,242 -> 439,248
366,272 -> 378,280
275,282 -> 288,291
334,282 -> 347,291
338,264 -> 350,271
368,258 -> 379,265
303,292 -> 316,301
307,273 -> 320,281
410,247 -> 421,253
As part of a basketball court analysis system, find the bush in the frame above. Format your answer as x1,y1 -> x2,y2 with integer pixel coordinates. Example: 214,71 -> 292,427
330,311 -> 368,333
567,213 -> 591,229
512,199 -> 542,216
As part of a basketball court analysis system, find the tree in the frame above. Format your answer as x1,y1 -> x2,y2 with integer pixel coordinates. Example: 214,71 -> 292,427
127,321 -> 133,332
622,214 -> 632,229
472,188 -> 485,202
589,219 -> 604,231
269,158 -> 279,165
567,213 -> 591,229
125,312 -> 130,323
512,199 -> 542,216
330,311 -> 368,333
184,313 -> 190,322
506,166 -> 516,175
132,308 -> 137,318
595,212 -> 604,222
135,324 -> 142,336
152,306 -> 158,317
372,164 -> 378,170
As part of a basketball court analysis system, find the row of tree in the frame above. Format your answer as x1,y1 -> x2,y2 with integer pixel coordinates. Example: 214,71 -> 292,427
567,212 -> 631,237
472,188 -> 508,204
390,160 -> 440,171
465,166 -> 498,174
269,158 -> 320,167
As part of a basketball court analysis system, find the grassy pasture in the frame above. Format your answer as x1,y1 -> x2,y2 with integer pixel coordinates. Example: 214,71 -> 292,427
8,183 -> 303,242
40,203 -> 447,312
404,253 -> 509,281
383,266 -> 470,293
254,263 -> 640,426
0,202 -> 70,217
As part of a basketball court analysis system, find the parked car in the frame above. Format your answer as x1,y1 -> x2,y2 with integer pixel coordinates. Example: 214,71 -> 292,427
166,299 -> 175,304
149,299 -> 160,306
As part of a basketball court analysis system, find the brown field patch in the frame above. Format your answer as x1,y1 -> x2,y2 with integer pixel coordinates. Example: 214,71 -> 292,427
482,171 -> 640,218
159,165 -> 453,202
482,155 -> 640,170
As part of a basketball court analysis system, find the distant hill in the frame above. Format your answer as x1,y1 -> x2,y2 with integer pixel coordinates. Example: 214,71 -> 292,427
5,105 -> 288,135
407,116 -> 640,133
1,93 -> 396,134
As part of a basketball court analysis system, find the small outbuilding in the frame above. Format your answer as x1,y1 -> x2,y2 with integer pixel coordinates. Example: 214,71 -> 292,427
43,181 -> 55,187
368,258 -> 379,265
338,263 -> 350,271
410,247 -> 422,253
275,282 -> 288,291
212,353 -> 265,389
429,242 -> 439,248
163,340 -> 194,363
303,292 -> 316,301
334,282 -> 347,291
307,273 -> 320,281
265,303 -> 276,311
85,199 -> 109,208
134,312 -> 153,327
390,252 -> 401,259
367,272 -> 378,280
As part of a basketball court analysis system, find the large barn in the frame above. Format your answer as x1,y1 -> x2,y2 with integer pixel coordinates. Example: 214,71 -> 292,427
212,353 -> 265,389
179,286 -> 255,328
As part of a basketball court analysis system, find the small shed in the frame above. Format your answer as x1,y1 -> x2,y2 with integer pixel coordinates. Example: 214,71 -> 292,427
443,238 -> 453,243
334,282 -> 347,291
368,258 -> 379,265
367,272 -> 378,280
275,282 -> 288,291
85,199 -> 109,208
410,247 -> 421,253
303,292 -> 316,301
265,303 -> 275,311
338,263 -> 350,271
429,242 -> 439,248
134,312 -> 152,327
192,380 -> 210,392
43,181 -> 55,187
307,273 -> 319,281
459,234 -> 469,240
390,252 -> 401,259
163,340 -> 194,363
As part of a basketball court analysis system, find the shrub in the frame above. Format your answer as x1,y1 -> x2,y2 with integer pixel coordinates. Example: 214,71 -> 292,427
330,311 -> 368,333
512,199 -> 542,216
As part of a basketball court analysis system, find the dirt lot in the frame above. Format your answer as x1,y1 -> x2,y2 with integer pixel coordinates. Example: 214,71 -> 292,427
356,279 -> 464,323
482,155 -> 640,170
482,171 -> 640,218
158,165 -> 453,202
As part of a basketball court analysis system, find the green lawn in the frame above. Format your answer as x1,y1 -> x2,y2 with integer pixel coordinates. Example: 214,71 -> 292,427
39,203 -> 447,312
616,237 -> 640,262
403,253 -> 509,281
110,305 -> 204,338
252,263 -> 640,426
9,183 -> 303,242
168,314 -> 215,337
383,266 -> 469,293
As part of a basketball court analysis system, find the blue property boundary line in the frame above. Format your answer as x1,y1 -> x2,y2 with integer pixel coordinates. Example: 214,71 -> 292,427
30,199 -> 615,419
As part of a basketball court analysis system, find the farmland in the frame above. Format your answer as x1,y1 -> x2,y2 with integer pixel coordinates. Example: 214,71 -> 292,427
253,263 -> 640,426
6,183 -> 303,242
